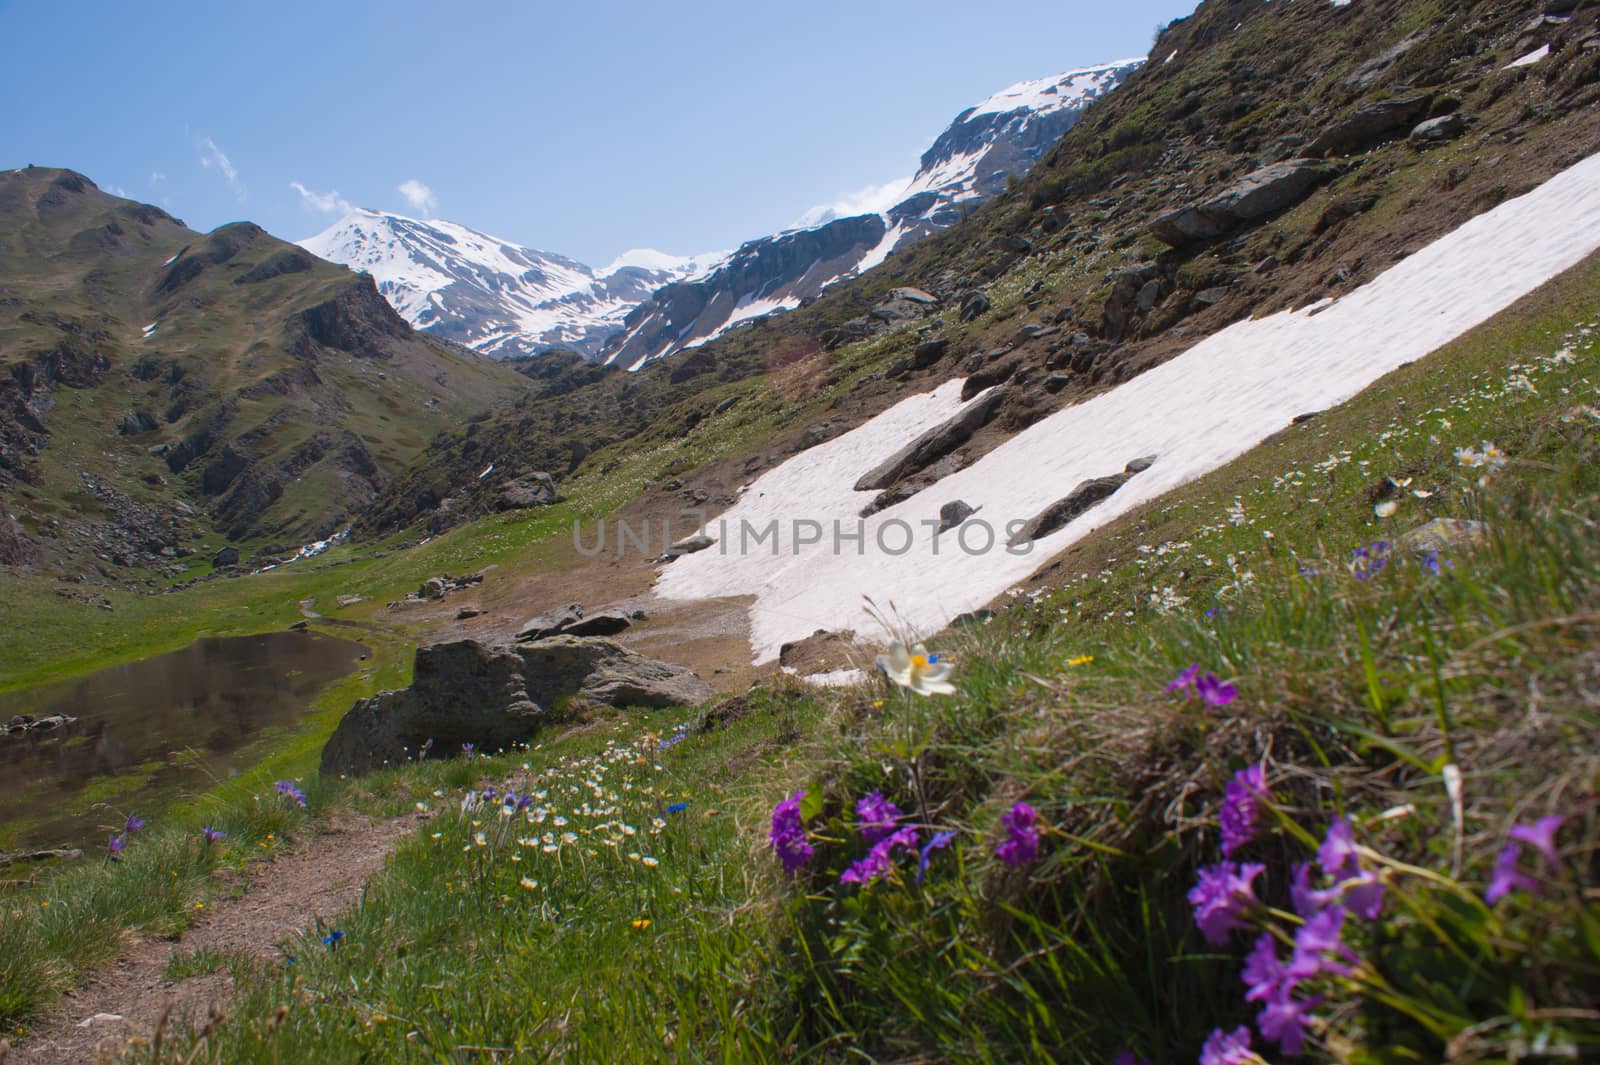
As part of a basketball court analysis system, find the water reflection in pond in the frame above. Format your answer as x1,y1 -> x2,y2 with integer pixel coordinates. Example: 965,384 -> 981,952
0,631 -> 367,853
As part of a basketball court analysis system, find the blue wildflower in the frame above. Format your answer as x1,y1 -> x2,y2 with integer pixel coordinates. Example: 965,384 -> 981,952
915,830 -> 956,884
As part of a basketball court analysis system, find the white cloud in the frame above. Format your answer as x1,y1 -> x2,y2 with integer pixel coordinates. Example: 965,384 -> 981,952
290,181 -> 352,215
792,176 -> 910,229
148,171 -> 166,185
397,179 -> 437,216
197,136 -> 246,201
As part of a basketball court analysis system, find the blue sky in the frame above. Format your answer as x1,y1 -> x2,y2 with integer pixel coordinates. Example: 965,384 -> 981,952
1,0 -> 1196,265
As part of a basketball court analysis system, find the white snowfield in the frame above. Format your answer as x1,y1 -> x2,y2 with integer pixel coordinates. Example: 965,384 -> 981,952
657,149 -> 1600,663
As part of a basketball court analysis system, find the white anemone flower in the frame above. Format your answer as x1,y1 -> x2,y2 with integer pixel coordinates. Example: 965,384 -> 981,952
875,642 -> 957,696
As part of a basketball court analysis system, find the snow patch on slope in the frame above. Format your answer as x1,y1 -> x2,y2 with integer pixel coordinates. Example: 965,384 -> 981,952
657,149 -> 1600,662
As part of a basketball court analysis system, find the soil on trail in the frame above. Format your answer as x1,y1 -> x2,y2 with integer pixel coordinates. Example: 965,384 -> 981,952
9,812 -> 419,1065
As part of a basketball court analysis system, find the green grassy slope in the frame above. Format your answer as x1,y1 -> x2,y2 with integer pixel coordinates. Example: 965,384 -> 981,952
10,220 -> 1594,1065
0,167 -> 528,577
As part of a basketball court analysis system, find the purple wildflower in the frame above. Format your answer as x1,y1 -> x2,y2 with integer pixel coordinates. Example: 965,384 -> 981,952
201,826 -> 225,844
1196,673 -> 1238,708
462,742 -> 475,760
840,825 -> 920,886
1507,815 -> 1564,868
1289,862 -> 1321,918
1317,817 -> 1384,919
915,830 -> 956,885
124,813 -> 145,835
1167,663 -> 1201,693
769,791 -> 813,876
855,791 -> 905,843
1199,1026 -> 1256,1065
1289,906 -> 1356,981
1486,843 -> 1538,904
1113,1053 -> 1151,1065
994,801 -> 1041,868
1219,764 -> 1267,857
1352,541 -> 1392,582
1242,933 -> 1289,1004
1188,861 -> 1264,946
107,834 -> 125,856
1257,992 -> 1319,1056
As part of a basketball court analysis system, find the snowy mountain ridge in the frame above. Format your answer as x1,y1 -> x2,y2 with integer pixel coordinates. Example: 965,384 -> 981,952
299,210 -> 726,359
302,58 -> 1141,364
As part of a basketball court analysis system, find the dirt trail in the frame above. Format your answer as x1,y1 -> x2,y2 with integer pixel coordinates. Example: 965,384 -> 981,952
9,812 -> 419,1065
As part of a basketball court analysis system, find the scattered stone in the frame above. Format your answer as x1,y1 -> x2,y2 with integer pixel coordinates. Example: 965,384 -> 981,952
456,607 -> 483,620
713,396 -> 739,414
959,291 -> 992,322
212,546 -> 240,568
561,612 -> 632,638
937,500 -> 976,533
289,620 -> 309,631
517,602 -> 585,641
0,847 -> 83,866
950,609 -> 995,627
777,629 -> 862,673
1309,95 -> 1432,156
1397,518 -> 1488,555
888,287 -> 939,305
960,357 -> 1021,401
1125,454 -> 1158,474
418,577 -> 448,600
1,713 -> 79,739
1043,373 -> 1072,393
1008,472 -> 1137,546
336,594 -> 365,607
1409,114 -> 1467,147
668,533 -> 716,556
1150,160 -> 1337,246
321,637 -> 714,775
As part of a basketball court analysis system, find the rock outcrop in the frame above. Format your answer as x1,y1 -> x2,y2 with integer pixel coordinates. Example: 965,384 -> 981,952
320,637 -> 713,775
1150,160 -> 1337,247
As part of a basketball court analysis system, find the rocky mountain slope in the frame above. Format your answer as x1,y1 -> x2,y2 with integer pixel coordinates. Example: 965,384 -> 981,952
600,60 -> 1141,369
0,168 -> 527,578
300,212 -> 723,360
354,0 -> 1600,542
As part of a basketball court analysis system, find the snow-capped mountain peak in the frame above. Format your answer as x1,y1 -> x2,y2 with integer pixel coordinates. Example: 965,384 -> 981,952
302,56 -> 1141,365
300,213 -> 720,360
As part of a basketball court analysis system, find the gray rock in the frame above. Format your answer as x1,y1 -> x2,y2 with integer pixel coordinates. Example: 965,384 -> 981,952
1124,454 -> 1158,474
912,337 -> 950,368
561,612 -> 632,637
118,410 -> 158,435
495,472 -> 558,511
960,357 -> 1021,401
1309,95 -> 1432,156
800,424 -> 833,449
212,546 -> 239,568
959,291 -> 991,322
517,602 -> 585,641
668,533 -> 716,556
419,577 -> 448,600
1008,473 -> 1136,546
321,637 -> 713,775
1408,114 -> 1466,147
1396,518 -> 1488,555
937,500 -> 976,533
1043,373 -> 1072,394
1150,160 -> 1337,246
854,388 -> 1006,491
889,287 -> 939,305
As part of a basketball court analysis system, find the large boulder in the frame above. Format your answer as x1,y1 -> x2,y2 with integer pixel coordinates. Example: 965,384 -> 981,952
517,602 -> 585,640
1150,160 -> 1337,247
495,472 -> 558,511
854,387 -> 1006,492
1008,472 -> 1136,546
320,637 -> 713,775
1309,95 -> 1432,157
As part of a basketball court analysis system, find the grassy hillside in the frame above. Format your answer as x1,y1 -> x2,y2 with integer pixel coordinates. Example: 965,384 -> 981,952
7,233 -> 1596,1065
0,167 -> 528,577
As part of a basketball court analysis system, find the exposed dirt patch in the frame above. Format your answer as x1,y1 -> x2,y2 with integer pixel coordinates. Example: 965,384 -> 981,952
9,812 -> 419,1065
